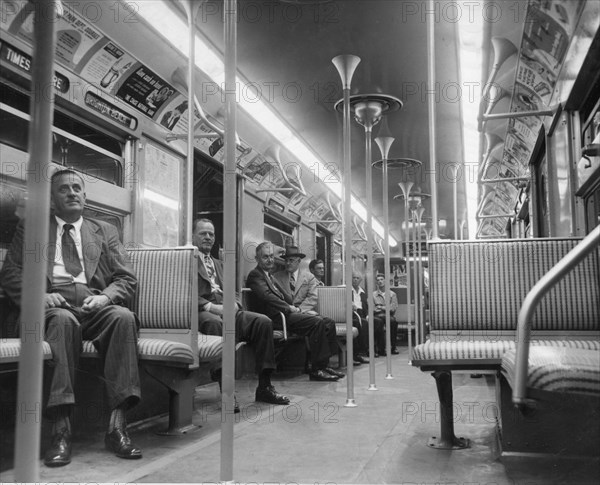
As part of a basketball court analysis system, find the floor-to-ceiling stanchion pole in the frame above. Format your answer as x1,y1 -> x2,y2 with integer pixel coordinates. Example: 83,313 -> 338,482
14,2 -> 60,482
332,55 -> 360,407
221,0 -> 237,480
374,123 -> 396,380
427,0 -> 439,239
415,207 -> 425,344
411,209 -> 420,345
396,181 -> 414,361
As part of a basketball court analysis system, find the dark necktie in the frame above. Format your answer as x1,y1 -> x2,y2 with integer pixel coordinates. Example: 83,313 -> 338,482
289,273 -> 296,292
62,224 -> 83,277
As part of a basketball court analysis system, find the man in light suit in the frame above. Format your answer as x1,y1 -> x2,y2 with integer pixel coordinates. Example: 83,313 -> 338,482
275,249 -> 359,367
246,242 -> 342,381
193,219 -> 289,406
0,169 -> 142,467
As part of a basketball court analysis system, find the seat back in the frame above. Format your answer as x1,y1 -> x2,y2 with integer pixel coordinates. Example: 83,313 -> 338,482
429,238 -> 600,335
316,286 -> 347,323
128,247 -> 199,366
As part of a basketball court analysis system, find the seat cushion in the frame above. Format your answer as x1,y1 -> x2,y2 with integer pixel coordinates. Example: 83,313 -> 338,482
413,339 -> 600,365
197,334 -> 224,363
335,323 -> 359,338
502,346 -> 600,396
0,338 -> 52,364
82,338 -> 194,365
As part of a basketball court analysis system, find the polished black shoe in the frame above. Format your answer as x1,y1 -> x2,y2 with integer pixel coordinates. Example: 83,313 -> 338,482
355,355 -> 370,364
391,348 -> 400,355
255,385 -> 290,405
44,428 -> 72,467
352,358 -> 362,366
105,428 -> 142,459
324,367 -> 345,379
309,369 -> 339,381
234,395 -> 240,414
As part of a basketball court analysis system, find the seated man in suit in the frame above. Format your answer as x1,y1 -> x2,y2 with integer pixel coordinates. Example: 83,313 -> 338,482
246,242 -> 343,381
352,271 -> 385,358
373,273 -> 399,355
193,218 -> 289,406
0,169 -> 142,467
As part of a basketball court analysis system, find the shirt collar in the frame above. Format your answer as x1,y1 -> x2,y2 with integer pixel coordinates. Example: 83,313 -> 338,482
55,215 -> 83,233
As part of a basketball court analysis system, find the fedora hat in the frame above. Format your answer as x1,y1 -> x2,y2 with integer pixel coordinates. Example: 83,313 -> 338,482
282,245 -> 306,259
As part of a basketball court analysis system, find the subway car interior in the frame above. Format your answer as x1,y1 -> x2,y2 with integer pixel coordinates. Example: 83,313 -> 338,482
1,0 -> 599,483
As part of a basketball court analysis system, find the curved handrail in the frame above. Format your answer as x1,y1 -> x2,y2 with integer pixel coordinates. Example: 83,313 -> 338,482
513,225 -> 600,406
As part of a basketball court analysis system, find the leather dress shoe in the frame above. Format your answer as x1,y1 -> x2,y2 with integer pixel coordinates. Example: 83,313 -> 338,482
324,367 -> 345,379
234,395 -> 240,414
391,348 -> 400,355
352,358 -> 362,365
309,369 -> 339,381
44,428 -> 71,467
255,385 -> 290,405
105,428 -> 142,459
355,355 -> 369,364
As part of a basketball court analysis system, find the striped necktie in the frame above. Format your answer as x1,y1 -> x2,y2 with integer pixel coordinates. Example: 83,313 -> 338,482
289,273 -> 296,292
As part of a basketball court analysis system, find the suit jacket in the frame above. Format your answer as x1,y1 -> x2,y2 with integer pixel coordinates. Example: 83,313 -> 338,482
272,268 -> 318,313
0,218 -> 137,309
246,266 -> 292,319
197,254 -> 241,308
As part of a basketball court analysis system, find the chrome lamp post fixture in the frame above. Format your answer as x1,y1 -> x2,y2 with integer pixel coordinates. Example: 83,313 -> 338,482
374,118 -> 396,380
336,93 -> 401,391
332,54 -> 360,407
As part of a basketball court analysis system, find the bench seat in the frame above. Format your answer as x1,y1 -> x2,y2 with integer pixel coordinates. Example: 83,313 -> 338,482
413,338 -> 600,366
0,338 -> 52,365
410,237 -> 600,450
502,346 -> 600,396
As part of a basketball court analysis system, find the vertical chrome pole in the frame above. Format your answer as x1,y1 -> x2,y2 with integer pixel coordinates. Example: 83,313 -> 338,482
416,207 -> 425,344
375,128 -> 395,379
382,160 -> 393,378
452,165 -> 458,239
411,209 -> 420,345
221,0 -> 237,480
332,55 -> 360,407
364,125 -> 377,391
427,0 -> 439,239
398,182 -> 414,360
183,0 -> 198,247
14,1 -> 60,481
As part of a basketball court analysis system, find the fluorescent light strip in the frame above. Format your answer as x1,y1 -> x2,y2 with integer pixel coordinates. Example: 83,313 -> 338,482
138,1 -> 396,246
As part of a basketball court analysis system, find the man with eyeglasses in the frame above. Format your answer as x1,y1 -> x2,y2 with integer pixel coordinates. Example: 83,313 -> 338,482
246,242 -> 343,382
193,219 -> 289,406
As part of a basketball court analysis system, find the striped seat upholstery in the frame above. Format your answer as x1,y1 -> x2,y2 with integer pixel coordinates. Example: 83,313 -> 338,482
0,338 -> 52,364
413,238 -> 600,364
129,248 -> 196,332
413,338 -> 600,363
502,346 -> 600,396
82,338 -> 195,365
197,334 -> 227,363
316,286 -> 358,339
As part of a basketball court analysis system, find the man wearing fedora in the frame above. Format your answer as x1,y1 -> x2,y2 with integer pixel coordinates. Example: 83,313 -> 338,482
246,242 -> 343,381
275,248 -> 368,366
